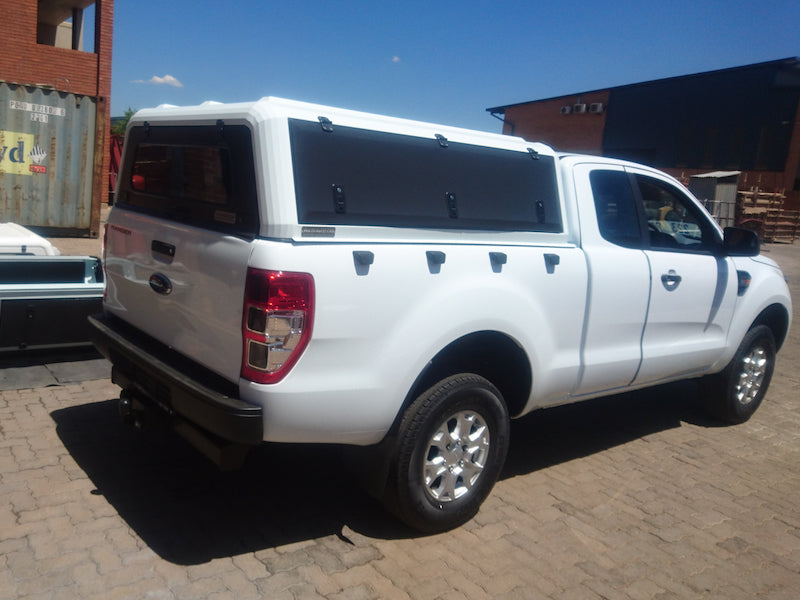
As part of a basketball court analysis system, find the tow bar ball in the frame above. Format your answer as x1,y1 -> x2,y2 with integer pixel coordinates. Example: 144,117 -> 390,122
118,389 -> 144,429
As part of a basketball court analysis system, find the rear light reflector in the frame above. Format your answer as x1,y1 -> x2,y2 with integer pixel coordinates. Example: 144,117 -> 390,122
241,268 -> 314,384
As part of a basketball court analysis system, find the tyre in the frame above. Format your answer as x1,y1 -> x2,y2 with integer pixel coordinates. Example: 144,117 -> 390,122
385,373 -> 510,533
703,324 -> 776,424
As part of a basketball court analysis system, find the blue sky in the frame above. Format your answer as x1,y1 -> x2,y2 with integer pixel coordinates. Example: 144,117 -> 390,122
111,1 -> 800,133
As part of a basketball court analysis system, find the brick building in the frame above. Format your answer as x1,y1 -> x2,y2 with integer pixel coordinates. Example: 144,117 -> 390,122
0,0 -> 113,237
487,58 -> 800,211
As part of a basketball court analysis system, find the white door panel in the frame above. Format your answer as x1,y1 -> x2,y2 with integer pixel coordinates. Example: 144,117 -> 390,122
626,167 -> 736,384
575,245 -> 650,393
636,250 -> 736,383
570,162 -> 649,395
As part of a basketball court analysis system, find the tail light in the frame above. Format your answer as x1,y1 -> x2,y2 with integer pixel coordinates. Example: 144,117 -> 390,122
241,268 -> 314,384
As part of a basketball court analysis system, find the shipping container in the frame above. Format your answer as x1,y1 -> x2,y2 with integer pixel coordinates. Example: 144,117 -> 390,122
0,81 -> 97,234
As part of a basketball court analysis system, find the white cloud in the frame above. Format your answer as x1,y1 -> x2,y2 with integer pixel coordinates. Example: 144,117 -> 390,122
391,56 -> 401,64
132,74 -> 184,88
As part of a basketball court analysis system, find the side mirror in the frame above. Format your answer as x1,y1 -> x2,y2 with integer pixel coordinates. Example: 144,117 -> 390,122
723,227 -> 760,257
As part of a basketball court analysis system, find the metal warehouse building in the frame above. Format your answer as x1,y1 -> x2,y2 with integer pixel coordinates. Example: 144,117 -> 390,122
488,58 -> 800,215
0,0 -> 113,238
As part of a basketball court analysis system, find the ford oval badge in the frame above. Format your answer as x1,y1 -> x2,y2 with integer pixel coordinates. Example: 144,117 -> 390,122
149,273 -> 173,295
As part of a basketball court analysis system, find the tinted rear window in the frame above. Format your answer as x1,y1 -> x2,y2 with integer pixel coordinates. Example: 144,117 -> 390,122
590,170 -> 642,248
290,119 -> 562,232
117,123 -> 258,235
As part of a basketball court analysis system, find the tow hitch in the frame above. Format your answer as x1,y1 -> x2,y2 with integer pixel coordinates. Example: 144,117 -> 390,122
118,388 -> 145,428
116,386 -> 250,470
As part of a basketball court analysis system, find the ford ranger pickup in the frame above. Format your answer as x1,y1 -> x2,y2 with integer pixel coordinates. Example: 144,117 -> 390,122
89,97 -> 792,532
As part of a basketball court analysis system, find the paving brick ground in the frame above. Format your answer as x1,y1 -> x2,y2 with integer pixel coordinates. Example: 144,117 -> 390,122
1,242 -> 798,599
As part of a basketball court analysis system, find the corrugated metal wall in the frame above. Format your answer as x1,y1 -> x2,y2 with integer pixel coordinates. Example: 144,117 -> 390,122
0,82 -> 96,231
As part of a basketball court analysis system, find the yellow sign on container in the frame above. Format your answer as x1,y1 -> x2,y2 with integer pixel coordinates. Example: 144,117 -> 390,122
0,130 -> 36,176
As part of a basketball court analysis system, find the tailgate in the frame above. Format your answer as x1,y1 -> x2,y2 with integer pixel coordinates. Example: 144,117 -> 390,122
105,120 -> 259,382
104,210 -> 252,382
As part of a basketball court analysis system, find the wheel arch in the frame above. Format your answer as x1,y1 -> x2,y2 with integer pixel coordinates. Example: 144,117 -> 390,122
396,330 -> 532,433
350,330 -> 532,502
752,303 -> 790,351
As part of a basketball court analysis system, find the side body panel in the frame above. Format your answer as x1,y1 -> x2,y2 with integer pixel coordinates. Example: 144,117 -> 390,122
105,100 -> 589,444
240,240 -> 588,443
711,254 -> 792,371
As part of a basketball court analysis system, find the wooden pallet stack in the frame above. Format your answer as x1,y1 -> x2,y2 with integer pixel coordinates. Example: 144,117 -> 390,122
737,190 -> 799,243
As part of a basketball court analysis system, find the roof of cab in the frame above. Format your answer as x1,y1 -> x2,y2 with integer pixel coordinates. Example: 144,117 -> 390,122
130,96 -> 554,155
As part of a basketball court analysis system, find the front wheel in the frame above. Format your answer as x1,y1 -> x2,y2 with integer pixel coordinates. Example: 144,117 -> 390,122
703,324 -> 776,424
384,374 -> 510,533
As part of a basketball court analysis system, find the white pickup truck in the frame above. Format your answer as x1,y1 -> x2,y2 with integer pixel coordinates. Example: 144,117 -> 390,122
89,97 -> 791,532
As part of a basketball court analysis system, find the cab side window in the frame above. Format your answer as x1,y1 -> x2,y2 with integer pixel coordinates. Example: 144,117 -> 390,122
590,170 -> 642,248
636,175 -> 714,251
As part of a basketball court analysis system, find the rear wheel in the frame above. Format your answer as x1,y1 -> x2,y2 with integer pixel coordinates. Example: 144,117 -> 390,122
703,325 -> 776,424
385,374 -> 510,533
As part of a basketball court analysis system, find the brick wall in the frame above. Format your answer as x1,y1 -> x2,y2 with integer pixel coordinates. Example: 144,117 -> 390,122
501,91 -> 610,155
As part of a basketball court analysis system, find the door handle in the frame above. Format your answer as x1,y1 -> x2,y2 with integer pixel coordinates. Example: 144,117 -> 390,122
661,270 -> 682,291
151,240 -> 176,261
150,240 -> 175,264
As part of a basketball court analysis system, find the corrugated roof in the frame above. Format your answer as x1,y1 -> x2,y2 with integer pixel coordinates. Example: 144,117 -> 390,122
487,57 -> 800,114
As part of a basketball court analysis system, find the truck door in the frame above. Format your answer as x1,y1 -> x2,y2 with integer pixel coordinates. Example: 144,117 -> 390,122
570,163 -> 650,396
628,169 -> 737,384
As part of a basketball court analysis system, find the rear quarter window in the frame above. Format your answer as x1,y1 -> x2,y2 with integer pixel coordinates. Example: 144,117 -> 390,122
117,123 -> 259,235
289,119 -> 562,233
590,170 -> 643,248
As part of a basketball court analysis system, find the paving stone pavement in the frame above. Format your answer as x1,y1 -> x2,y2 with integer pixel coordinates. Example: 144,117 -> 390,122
1,243 -> 798,600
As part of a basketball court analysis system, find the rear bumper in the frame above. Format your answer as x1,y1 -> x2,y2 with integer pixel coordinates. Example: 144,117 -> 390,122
88,313 -> 263,445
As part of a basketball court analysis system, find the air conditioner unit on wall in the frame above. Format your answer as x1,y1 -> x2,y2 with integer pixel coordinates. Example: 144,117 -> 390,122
560,106 -> 572,115
573,104 -> 587,114
589,102 -> 605,114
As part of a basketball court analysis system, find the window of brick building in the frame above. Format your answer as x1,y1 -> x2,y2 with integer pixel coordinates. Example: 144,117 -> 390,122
37,0 -> 96,53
